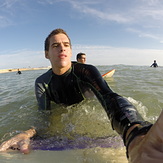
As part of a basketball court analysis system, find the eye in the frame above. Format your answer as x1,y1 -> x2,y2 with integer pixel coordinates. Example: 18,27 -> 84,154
52,43 -> 59,48
64,42 -> 70,47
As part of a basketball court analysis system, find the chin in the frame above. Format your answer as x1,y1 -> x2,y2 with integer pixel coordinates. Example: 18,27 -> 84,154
59,61 -> 70,67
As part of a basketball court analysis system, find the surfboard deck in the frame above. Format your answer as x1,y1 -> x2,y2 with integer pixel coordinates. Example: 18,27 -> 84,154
31,136 -> 123,151
102,69 -> 115,78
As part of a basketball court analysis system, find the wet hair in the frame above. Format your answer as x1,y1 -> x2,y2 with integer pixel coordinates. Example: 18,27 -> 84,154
44,28 -> 71,51
76,52 -> 86,60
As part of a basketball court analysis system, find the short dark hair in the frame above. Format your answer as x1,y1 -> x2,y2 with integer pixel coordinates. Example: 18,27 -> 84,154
76,52 -> 86,60
44,28 -> 71,51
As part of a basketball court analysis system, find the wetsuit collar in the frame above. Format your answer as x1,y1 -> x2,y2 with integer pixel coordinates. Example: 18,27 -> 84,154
51,67 -> 72,77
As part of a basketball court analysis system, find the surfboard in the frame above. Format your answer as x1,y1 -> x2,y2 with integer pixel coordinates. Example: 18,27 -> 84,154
102,69 -> 115,78
31,136 -> 124,151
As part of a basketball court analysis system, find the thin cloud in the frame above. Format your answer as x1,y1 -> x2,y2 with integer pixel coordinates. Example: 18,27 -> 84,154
66,0 -> 132,23
0,0 -> 32,28
0,49 -> 48,69
127,28 -> 163,43
0,16 -> 12,27
37,0 -> 146,24
1,0 -> 163,27
0,0 -> 19,27
72,5 -> 130,23
0,0 -> 18,8
59,0 -> 163,25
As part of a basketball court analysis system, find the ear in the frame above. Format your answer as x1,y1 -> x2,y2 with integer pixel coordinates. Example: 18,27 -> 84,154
45,51 -> 49,59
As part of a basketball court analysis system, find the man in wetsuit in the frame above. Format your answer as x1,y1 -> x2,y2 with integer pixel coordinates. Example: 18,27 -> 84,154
150,60 -> 158,68
1,28 -> 163,162
76,52 -> 86,64
17,69 -> 22,74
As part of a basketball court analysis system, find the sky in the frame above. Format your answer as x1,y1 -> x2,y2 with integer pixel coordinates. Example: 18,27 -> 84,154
0,0 -> 163,69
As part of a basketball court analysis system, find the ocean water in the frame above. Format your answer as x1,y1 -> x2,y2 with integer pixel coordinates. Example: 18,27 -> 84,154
0,65 -> 163,163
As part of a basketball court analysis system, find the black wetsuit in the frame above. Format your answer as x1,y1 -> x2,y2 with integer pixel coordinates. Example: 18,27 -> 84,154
35,62 -> 113,110
35,62 -> 152,155
150,62 -> 158,67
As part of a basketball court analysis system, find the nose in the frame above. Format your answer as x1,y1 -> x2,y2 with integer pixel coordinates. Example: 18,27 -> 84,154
60,43 -> 65,52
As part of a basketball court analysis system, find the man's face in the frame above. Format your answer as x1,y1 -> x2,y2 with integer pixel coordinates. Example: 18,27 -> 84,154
45,33 -> 72,68
78,55 -> 86,64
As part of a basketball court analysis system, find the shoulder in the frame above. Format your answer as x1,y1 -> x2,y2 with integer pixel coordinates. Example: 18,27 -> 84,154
72,61 -> 97,70
72,62 -> 101,78
35,69 -> 53,83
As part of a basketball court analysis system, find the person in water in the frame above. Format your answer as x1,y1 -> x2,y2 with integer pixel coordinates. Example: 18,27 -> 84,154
17,69 -> 22,74
150,60 -> 158,67
0,28 -> 163,162
76,52 -> 86,64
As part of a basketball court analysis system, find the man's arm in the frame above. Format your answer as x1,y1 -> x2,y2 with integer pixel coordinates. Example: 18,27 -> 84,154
104,94 -> 152,151
35,77 -> 51,110
82,65 -> 153,158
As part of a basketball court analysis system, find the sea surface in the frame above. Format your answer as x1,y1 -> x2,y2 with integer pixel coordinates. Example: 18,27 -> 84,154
0,65 -> 163,163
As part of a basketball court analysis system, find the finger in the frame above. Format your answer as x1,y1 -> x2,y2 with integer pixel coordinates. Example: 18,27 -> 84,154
18,139 -> 30,154
0,139 -> 15,151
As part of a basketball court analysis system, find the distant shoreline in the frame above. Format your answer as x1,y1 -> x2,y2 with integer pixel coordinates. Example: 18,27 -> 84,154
0,67 -> 51,74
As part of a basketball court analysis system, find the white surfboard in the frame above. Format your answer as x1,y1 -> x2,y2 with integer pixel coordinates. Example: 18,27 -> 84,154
102,69 -> 115,78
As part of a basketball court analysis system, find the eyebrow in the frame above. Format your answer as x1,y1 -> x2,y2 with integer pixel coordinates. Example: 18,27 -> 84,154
51,41 -> 70,45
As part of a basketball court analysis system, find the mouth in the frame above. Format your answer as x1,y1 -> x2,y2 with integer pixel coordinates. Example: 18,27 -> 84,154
58,54 -> 67,59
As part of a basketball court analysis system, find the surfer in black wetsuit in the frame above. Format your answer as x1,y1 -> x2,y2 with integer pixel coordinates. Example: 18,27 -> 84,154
1,28 -> 163,162
17,69 -> 22,74
35,61 -> 112,110
150,60 -> 158,67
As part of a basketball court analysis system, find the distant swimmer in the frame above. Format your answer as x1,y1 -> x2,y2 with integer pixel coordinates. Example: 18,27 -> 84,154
17,69 -> 22,74
150,60 -> 158,68
76,52 -> 86,64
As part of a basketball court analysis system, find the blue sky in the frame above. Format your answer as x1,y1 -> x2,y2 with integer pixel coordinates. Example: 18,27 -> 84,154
0,0 -> 163,69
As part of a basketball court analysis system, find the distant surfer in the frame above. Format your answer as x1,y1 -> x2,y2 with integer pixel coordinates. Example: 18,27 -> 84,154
17,69 -> 22,74
76,52 -> 86,64
1,28 -> 163,162
150,60 -> 158,68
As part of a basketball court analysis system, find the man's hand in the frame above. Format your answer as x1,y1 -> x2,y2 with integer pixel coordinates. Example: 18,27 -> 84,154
128,110 -> 163,163
0,128 -> 36,154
